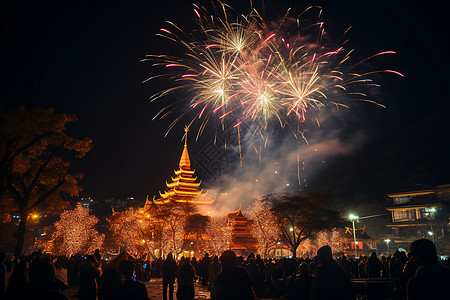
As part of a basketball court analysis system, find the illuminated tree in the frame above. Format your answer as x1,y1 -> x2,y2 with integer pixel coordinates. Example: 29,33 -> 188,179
0,106 -> 91,256
205,216 -> 233,256
315,229 -> 348,254
247,198 -> 281,258
161,205 -> 188,257
265,193 -> 343,258
107,208 -> 148,254
296,238 -> 315,258
185,213 -> 211,255
47,203 -> 103,256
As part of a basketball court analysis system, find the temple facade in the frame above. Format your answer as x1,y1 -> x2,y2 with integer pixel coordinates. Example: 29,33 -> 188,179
146,126 -> 215,206
139,127 -> 261,257
385,184 -> 450,246
228,206 -> 259,256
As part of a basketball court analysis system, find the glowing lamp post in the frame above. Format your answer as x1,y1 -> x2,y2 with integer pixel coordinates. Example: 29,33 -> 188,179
425,208 -> 436,243
349,214 -> 359,257
384,239 -> 391,255
428,231 -> 435,243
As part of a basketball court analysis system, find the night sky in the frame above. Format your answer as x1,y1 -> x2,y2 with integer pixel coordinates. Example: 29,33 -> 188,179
1,0 -> 449,208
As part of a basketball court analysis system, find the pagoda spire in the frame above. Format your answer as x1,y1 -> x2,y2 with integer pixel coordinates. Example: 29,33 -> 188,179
153,126 -> 215,205
179,125 -> 191,170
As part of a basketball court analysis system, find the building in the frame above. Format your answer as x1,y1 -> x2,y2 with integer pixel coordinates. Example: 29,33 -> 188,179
150,126 -> 215,206
342,226 -> 377,256
227,206 -> 259,257
385,184 -> 450,250
105,197 -> 140,211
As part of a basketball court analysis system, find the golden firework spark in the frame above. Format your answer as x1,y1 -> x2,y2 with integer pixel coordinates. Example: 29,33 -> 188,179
142,1 -> 402,138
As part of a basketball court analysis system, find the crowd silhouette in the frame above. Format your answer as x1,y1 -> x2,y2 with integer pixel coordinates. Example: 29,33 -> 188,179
0,238 -> 449,300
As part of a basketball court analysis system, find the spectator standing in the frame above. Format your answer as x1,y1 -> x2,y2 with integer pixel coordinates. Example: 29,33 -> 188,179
287,262 -> 311,300
162,253 -> 178,300
255,255 -> 264,274
214,250 -> 256,300
117,260 -> 148,300
366,252 -> 382,278
6,261 -> 69,300
98,268 -> 120,300
177,257 -> 195,300
78,256 -> 100,300
199,253 -> 211,286
0,252 -> 6,297
6,261 -> 28,293
339,255 -> 351,276
406,239 -> 450,300
208,256 -> 221,300
310,245 -> 355,300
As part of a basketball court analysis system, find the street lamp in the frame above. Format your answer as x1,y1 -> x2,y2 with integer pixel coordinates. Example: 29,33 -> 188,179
425,208 -> 436,243
384,239 -> 391,255
349,214 -> 359,257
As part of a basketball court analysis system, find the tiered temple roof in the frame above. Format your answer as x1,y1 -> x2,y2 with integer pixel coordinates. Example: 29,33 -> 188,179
228,206 -> 259,256
151,126 -> 215,206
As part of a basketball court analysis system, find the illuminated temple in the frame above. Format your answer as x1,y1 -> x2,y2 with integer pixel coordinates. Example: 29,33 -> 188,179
228,206 -> 259,256
147,126 -> 215,206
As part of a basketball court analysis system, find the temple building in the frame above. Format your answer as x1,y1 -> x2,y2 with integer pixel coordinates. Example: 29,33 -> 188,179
342,226 -> 377,256
385,184 -> 450,247
145,126 -> 215,207
228,206 -> 259,256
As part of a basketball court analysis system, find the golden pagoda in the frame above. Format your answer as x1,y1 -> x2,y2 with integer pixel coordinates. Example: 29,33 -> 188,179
228,205 -> 259,256
152,126 -> 215,205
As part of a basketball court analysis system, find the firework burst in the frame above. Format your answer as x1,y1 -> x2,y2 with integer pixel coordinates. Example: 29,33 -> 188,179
142,1 -> 402,139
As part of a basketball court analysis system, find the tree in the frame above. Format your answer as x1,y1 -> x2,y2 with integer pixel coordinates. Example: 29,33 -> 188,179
0,106 -> 91,256
46,203 -> 104,256
315,229 -> 348,255
107,208 -> 148,254
161,205 -> 188,257
205,216 -> 233,256
265,193 -> 344,258
247,198 -> 281,258
185,213 -> 211,255
145,203 -> 195,257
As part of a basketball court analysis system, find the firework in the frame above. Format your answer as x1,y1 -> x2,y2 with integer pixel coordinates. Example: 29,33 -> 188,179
143,1 -> 402,138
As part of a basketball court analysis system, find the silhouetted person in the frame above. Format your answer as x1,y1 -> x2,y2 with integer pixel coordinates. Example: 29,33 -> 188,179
366,252 -> 382,278
117,260 -> 148,300
177,257 -> 195,300
162,253 -> 178,300
78,256 -> 100,300
98,267 -> 120,300
406,239 -> 450,300
6,261 -> 28,293
310,245 -> 355,300
340,255 -> 352,276
399,252 -> 417,298
94,249 -> 101,263
7,261 -> 69,300
255,255 -> 264,274
208,256 -> 221,300
199,253 -> 211,286
244,257 -> 258,288
287,262 -> 311,300
0,252 -> 6,297
214,250 -> 256,300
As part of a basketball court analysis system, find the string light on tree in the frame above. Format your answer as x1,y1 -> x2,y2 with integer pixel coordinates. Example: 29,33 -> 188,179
46,203 -> 103,256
